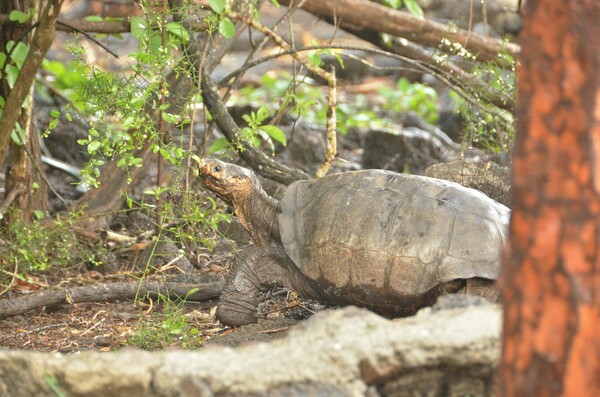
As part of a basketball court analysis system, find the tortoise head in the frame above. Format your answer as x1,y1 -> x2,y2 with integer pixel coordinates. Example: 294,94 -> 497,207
198,158 -> 258,206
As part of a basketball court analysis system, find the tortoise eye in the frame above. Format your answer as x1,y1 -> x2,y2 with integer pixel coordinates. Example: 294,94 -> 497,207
214,165 -> 222,172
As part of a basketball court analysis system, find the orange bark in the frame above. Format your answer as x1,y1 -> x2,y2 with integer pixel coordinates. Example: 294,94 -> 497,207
500,1 -> 600,396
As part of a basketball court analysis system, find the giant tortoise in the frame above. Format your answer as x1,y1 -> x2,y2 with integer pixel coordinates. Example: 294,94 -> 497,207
199,158 -> 510,326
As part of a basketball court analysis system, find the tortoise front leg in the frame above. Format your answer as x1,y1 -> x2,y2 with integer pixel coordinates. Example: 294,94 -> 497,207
216,246 -> 299,327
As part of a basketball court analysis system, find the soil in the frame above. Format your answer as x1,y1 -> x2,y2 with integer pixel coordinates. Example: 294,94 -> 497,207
0,299 -> 304,352
0,259 -> 318,352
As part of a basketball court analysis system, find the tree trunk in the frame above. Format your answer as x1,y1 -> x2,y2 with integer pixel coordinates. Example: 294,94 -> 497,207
0,0 -> 57,220
4,84 -> 49,221
500,1 -> 600,396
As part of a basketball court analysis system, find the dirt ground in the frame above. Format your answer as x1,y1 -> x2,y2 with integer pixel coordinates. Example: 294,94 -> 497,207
0,299 -> 304,352
0,263 -> 318,352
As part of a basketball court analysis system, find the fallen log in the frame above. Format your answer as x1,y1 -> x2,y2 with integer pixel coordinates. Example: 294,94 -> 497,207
0,281 -> 223,319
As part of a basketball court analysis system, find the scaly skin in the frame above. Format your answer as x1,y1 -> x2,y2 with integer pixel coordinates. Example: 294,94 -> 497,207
199,158 -> 280,247
199,158 -> 320,326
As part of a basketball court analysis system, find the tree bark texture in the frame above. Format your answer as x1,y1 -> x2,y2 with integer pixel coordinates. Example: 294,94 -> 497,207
0,281 -> 224,320
500,1 -> 600,396
4,84 -> 49,220
279,0 -> 520,63
0,0 -> 63,165
0,0 -> 60,220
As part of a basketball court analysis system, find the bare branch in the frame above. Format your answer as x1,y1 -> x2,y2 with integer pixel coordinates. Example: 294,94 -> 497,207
228,11 -> 338,177
0,281 -> 224,319
279,0 -> 520,64
200,72 -> 310,184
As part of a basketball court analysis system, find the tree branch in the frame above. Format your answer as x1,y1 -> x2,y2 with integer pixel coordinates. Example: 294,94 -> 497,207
0,15 -> 209,34
279,0 -> 520,64
0,281 -> 224,319
200,72 -> 310,184
0,0 -> 64,167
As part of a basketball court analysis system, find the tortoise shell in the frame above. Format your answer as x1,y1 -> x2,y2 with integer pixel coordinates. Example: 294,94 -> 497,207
279,170 -> 509,313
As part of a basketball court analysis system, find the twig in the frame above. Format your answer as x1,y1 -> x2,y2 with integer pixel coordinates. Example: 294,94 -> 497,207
24,322 -> 69,335
0,184 -> 26,213
79,317 -> 107,336
201,73 -> 310,184
258,326 -> 290,334
228,11 -> 338,176
278,0 -> 520,63
315,65 -> 336,178
0,260 -> 19,297
0,281 -> 224,320
56,20 -> 119,59
218,43 -> 513,113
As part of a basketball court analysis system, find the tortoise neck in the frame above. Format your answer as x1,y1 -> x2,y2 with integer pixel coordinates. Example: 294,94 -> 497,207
235,181 -> 281,247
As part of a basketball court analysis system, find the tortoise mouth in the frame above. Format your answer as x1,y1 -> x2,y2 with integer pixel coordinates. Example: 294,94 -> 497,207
199,173 -> 231,202
199,171 -> 221,186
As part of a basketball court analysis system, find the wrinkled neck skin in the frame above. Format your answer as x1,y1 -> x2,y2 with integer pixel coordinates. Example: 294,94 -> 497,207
233,179 -> 281,247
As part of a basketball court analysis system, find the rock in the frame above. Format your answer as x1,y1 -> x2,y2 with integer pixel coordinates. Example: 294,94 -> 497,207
361,126 -> 454,174
425,159 -> 512,206
280,125 -> 326,173
0,304 -> 502,397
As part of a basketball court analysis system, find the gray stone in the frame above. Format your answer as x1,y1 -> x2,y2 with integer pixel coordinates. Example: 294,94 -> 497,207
0,304 -> 501,397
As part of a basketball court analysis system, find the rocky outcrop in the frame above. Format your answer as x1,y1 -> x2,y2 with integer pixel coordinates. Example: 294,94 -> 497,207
0,304 -> 501,397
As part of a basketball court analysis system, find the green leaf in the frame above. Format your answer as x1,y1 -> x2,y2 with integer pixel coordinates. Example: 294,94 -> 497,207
9,10 -> 31,23
33,210 -> 46,220
208,0 -> 225,14
159,148 -> 172,161
122,116 -> 135,129
256,106 -> 270,122
130,17 -> 148,39
87,140 -> 101,153
11,41 -> 29,69
0,52 -> 6,69
166,22 -> 190,43
260,125 -> 286,146
382,0 -> 402,9
130,51 -> 151,63
147,32 -> 163,53
84,15 -> 104,22
130,157 -> 143,166
48,118 -> 59,130
207,137 -> 231,153
249,136 -> 261,148
42,59 -> 65,75
6,65 -> 20,88
307,53 -> 322,67
162,112 -> 180,124
403,0 -> 424,17
219,18 -> 235,39
11,128 -> 25,145
50,109 -> 60,118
